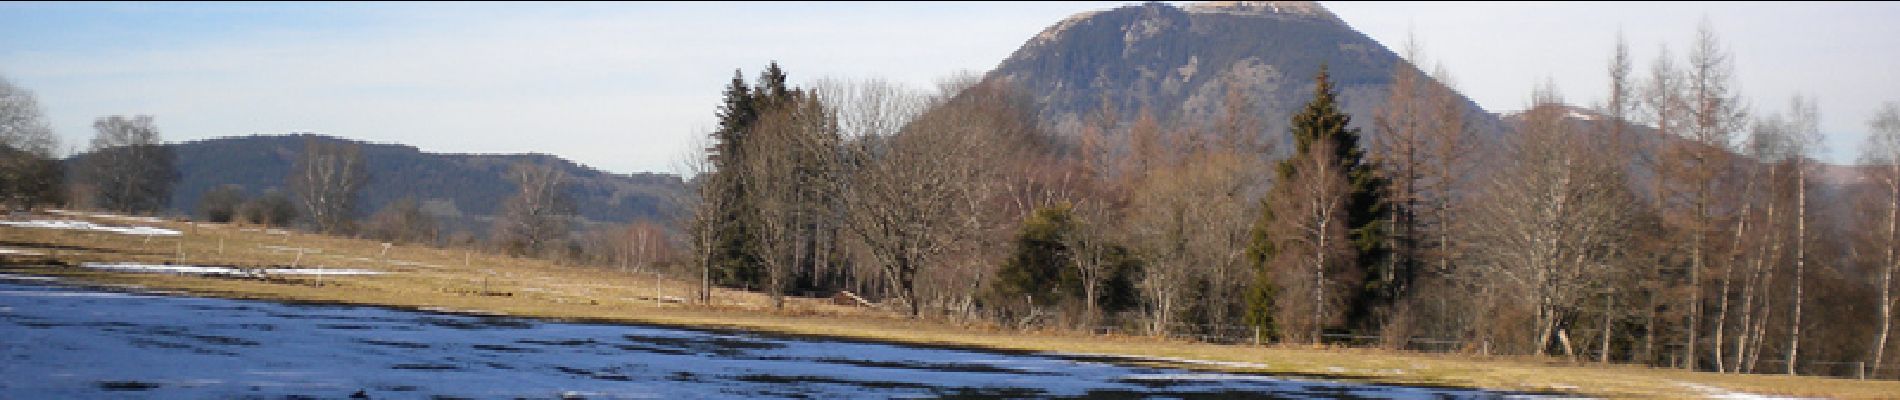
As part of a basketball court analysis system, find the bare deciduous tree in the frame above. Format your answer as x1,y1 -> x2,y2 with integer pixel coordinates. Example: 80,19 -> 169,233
1465,86 -> 1642,356
199,184 -> 246,223
1594,31 -> 1637,364
289,138 -> 368,234
1259,137 -> 1353,343
621,220 -> 672,273
1864,101 -> 1900,376
239,188 -> 298,227
1730,113 -> 1796,373
836,79 -> 1017,318
0,75 -> 61,210
493,161 -> 574,258
80,115 -> 176,214
1372,36 -> 1481,344
366,196 -> 439,246
681,133 -> 730,304
1373,32 -> 1430,306
1783,95 -> 1820,375
1125,148 -> 1261,336
740,95 -> 838,309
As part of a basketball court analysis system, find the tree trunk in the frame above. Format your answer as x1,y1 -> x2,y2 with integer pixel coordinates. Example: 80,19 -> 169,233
1313,219 -> 1330,344
1688,211 -> 1703,371
1743,175 -> 1784,373
1713,203 -> 1750,373
1559,328 -> 1576,361
1535,298 -> 1555,357
1732,239 -> 1762,373
1643,288 -> 1658,365
1746,240 -> 1778,373
702,251 -> 712,304
897,257 -> 920,318
1601,289 -> 1615,364
1788,164 -> 1807,376
1873,171 -> 1897,377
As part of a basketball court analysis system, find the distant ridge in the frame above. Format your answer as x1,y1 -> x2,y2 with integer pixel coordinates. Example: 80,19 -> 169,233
66,133 -> 686,235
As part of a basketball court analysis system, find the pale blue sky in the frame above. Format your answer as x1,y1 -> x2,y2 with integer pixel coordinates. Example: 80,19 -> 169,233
3,2 -> 1896,174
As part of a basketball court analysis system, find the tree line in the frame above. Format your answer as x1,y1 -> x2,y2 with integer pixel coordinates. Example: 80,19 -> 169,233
689,23 -> 1900,378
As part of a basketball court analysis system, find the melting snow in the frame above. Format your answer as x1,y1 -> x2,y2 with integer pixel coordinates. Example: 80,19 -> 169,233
0,247 -> 46,256
81,262 -> 383,276
45,209 -> 168,223
1676,382 -> 1795,400
0,219 -> 181,236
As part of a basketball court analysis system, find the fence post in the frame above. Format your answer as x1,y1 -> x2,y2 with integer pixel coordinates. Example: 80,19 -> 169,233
1859,362 -> 1866,380
1253,326 -> 1261,346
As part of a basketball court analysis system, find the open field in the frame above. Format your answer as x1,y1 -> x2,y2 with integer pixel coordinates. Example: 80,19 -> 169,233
5,212 -> 1899,398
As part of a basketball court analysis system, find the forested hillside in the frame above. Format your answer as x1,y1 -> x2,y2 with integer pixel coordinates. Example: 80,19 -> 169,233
65,134 -> 685,236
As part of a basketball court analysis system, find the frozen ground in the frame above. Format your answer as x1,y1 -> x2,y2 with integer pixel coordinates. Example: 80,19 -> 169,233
0,219 -> 181,236
0,276 -> 1549,399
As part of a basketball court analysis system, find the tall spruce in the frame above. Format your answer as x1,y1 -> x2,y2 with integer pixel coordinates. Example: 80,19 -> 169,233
702,61 -> 835,293
1247,65 -> 1389,340
708,69 -> 762,288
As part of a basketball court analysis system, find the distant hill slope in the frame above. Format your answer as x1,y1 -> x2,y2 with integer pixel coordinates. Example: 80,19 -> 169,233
67,134 -> 685,235
1499,105 -> 1869,189
983,1 -> 1500,149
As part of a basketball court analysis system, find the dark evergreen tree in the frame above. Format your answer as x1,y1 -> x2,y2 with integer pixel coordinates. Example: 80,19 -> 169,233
703,61 -> 846,293
707,69 -> 763,287
1246,65 -> 1390,338
992,203 -> 1143,322
996,203 -> 1083,307
756,62 -> 793,107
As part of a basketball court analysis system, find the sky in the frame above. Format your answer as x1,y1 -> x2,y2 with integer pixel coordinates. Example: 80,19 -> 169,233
2,2 -> 1896,175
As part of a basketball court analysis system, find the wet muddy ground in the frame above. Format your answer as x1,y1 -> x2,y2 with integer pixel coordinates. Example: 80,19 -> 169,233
0,275 -> 1537,399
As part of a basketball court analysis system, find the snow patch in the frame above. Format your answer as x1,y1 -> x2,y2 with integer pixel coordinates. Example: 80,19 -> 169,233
0,219 -> 181,236
1676,382 -> 1799,399
80,262 -> 382,276
1183,1 -> 1341,23
0,290 -> 143,298
1122,373 -> 1289,382
1042,351 -> 1270,369
0,247 -> 46,256
0,273 -> 61,282
45,209 -> 167,223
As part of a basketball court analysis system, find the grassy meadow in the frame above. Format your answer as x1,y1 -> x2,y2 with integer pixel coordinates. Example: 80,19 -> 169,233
3,212 -> 1897,399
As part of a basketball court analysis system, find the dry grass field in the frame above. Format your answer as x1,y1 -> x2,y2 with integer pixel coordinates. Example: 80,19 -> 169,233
4,211 -> 1898,399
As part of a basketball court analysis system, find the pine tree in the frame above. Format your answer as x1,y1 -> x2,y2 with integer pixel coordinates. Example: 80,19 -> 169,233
1247,65 -> 1389,341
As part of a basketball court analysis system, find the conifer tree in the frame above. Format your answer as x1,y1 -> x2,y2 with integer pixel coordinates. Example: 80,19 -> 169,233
1247,65 -> 1389,341
706,69 -> 762,287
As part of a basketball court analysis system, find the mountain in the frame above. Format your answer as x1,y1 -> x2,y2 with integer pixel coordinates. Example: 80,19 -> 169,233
68,134 -> 685,235
982,1 -> 1498,150
1499,106 -> 1869,188
989,0 -> 1870,191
